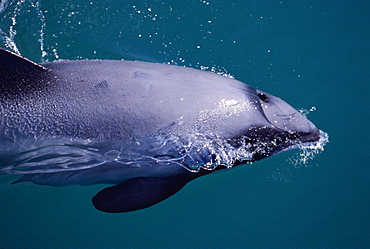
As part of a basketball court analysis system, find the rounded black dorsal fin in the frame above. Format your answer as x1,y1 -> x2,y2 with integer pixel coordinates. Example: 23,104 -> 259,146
0,48 -> 47,73
0,48 -> 51,95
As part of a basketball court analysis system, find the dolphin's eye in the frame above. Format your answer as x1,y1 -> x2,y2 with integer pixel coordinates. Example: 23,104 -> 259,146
258,93 -> 268,102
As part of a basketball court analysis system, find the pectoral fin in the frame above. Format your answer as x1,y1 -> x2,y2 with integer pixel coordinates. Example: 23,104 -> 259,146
92,177 -> 189,213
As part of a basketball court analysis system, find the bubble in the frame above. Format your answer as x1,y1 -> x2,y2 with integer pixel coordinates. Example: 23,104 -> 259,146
288,130 -> 329,168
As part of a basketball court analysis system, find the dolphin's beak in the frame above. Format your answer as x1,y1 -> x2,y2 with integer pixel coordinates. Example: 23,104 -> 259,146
297,129 -> 320,143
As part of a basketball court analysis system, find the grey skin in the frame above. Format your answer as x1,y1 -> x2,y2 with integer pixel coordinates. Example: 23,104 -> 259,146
0,48 -> 320,212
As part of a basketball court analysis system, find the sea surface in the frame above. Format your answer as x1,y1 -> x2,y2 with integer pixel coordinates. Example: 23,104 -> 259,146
0,0 -> 369,248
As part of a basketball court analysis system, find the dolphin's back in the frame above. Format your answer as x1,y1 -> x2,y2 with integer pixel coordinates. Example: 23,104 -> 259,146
1,49 -> 263,143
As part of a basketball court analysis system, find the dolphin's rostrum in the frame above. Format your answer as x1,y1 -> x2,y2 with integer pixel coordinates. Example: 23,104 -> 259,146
0,48 -> 321,212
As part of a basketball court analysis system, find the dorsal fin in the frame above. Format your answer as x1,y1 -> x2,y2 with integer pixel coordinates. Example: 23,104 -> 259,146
0,48 -> 51,95
0,48 -> 47,73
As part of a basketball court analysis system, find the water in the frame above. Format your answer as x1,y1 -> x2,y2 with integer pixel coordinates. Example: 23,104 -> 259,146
0,0 -> 368,248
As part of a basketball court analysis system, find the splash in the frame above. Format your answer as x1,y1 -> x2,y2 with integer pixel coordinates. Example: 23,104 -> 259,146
0,125 -> 329,176
0,0 -> 20,53
0,0 -> 47,59
298,106 -> 317,116
32,0 -> 47,59
0,131 -> 244,175
199,65 -> 235,78
288,130 -> 329,168
285,106 -> 329,167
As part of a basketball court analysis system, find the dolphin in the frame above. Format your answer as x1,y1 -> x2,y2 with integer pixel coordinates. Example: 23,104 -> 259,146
0,48 -> 320,213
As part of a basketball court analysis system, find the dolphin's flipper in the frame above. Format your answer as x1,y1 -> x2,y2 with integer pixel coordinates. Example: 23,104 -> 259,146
92,177 -> 189,213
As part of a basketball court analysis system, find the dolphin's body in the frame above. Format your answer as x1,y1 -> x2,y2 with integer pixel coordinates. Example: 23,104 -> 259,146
0,48 -> 320,212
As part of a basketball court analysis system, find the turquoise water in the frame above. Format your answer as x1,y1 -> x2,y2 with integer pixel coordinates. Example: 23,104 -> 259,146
0,0 -> 369,248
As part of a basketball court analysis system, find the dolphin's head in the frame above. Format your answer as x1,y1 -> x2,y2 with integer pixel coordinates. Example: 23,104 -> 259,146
230,89 -> 320,162
256,90 -> 320,142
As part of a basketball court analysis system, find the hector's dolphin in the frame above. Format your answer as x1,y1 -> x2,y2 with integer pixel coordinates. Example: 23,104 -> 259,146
0,48 -> 321,213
